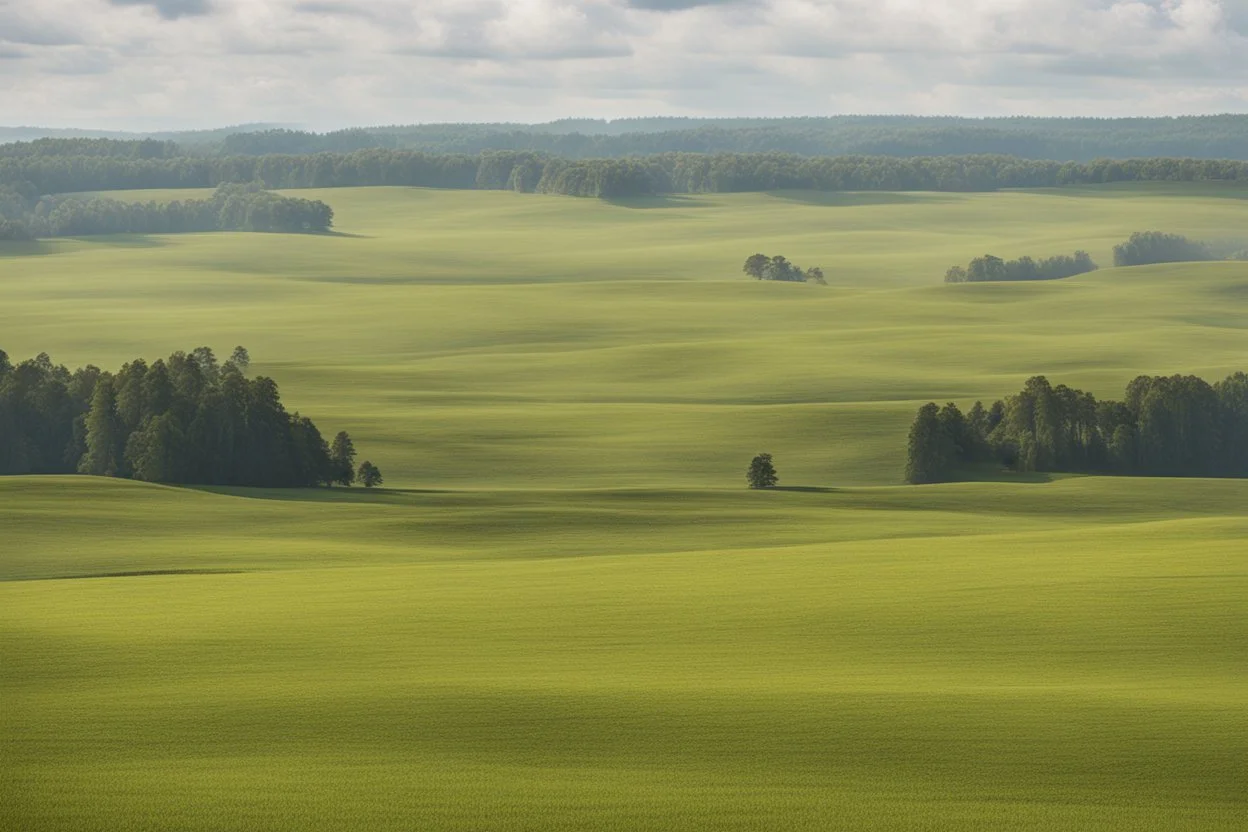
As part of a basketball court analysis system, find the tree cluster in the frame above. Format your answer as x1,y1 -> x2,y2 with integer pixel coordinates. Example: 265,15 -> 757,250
5,147 -> 1248,203
944,251 -> 1097,283
743,254 -> 826,284
1112,232 -> 1213,267
0,346 -> 380,488
0,182 -> 332,239
905,372 -> 1248,483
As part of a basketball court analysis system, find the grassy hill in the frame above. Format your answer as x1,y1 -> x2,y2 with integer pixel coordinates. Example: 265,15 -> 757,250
2,183 -> 1247,830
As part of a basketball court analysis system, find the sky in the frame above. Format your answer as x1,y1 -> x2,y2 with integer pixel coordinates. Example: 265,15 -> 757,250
1,0 -> 1246,130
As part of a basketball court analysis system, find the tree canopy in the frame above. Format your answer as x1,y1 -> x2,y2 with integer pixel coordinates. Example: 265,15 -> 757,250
905,372 -> 1248,483
1,347 -> 366,488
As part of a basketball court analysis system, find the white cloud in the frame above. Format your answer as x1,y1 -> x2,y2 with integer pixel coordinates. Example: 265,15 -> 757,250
0,0 -> 1244,129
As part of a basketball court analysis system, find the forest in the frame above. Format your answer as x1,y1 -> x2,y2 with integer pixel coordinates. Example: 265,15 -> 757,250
4,143 -> 1248,202
905,373 -> 1248,483
9,115 -> 1246,161
0,182 -> 332,239
0,347 -> 377,488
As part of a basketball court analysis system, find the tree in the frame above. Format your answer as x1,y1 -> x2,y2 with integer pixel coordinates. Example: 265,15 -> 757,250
804,266 -> 827,285
743,253 -> 769,279
357,461 -> 383,488
746,453 -> 778,489
228,346 -> 250,372
330,431 -> 356,486
79,377 -> 123,476
905,402 -> 955,484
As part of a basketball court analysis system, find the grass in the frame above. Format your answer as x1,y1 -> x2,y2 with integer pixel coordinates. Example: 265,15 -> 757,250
2,183 -> 1247,829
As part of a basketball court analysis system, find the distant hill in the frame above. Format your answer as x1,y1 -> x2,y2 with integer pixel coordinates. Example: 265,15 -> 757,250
3,115 -> 1247,161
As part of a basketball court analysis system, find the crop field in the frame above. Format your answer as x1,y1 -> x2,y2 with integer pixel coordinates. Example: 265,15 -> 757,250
2,183 -> 1247,830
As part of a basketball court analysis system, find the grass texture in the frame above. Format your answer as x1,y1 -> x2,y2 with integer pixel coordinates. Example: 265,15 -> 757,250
2,183 -> 1247,830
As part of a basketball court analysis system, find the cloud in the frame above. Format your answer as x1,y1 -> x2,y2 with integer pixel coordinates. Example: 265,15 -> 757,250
108,0 -> 213,19
0,0 -> 1245,130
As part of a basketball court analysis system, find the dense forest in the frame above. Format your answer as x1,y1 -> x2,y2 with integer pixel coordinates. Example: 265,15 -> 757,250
0,182 -> 332,239
945,251 -> 1097,283
8,115 -> 1246,161
905,373 -> 1248,483
0,347 -> 378,487
3,145 -> 1248,202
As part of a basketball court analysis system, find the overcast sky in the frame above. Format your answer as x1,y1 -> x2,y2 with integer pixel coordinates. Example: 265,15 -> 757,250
1,0 -> 1246,130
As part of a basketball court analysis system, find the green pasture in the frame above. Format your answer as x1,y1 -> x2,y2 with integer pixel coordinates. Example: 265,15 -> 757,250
2,183 -> 1247,829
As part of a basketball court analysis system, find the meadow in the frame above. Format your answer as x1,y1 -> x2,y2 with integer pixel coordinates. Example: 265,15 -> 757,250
2,182 -> 1247,829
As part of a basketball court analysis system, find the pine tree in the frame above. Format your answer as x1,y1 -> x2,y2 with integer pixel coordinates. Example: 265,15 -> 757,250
79,377 -> 123,476
330,431 -> 356,486
904,403 -> 954,484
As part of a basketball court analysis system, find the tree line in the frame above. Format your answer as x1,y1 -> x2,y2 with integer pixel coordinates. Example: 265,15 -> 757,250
4,148 -> 1248,202
0,346 -> 382,488
945,251 -> 1097,283
905,372 -> 1248,483
17,115 -> 1246,162
0,182 -> 332,239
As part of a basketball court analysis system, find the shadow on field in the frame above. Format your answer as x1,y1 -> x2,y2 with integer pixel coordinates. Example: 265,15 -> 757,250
12,569 -> 247,583
771,486 -> 839,493
0,240 -> 65,258
764,190 -> 958,208
179,485 -> 449,503
64,234 -> 171,249
603,195 -> 711,210
316,230 -> 372,239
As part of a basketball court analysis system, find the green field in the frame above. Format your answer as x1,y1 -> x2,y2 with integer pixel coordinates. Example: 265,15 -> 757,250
2,184 -> 1247,830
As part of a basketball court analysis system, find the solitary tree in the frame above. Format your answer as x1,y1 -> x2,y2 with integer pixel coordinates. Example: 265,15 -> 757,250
330,431 -> 356,486
746,453 -> 778,489
804,266 -> 827,285
357,461 -> 383,488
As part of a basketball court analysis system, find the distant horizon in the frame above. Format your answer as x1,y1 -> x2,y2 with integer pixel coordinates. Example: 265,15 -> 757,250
5,112 -> 1248,140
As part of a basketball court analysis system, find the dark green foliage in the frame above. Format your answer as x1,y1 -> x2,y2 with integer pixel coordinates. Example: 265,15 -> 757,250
905,372 -> 1248,483
1112,232 -> 1213,267
905,403 -> 956,484
5,147 -> 1248,204
743,254 -> 769,280
746,454 -> 779,489
945,251 -> 1097,283
228,346 -> 250,372
0,346 -> 357,487
357,461 -> 383,489
6,182 -> 333,239
330,431 -> 357,486
744,254 -> 825,284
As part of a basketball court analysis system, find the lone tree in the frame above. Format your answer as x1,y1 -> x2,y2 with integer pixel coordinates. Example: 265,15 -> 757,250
330,431 -> 356,486
747,453 -> 778,489
357,461 -> 383,488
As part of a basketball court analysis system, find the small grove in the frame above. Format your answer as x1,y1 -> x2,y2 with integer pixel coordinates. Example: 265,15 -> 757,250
945,232 -> 1248,283
905,373 -> 1248,483
0,347 -> 381,488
